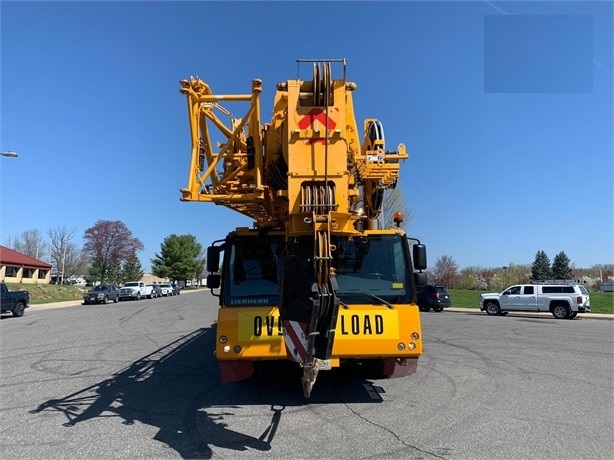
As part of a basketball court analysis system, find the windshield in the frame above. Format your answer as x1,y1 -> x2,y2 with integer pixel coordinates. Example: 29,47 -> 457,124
124,282 -> 138,287
225,234 -> 412,306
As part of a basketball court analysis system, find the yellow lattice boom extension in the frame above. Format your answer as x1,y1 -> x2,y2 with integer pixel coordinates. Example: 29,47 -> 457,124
179,60 -> 407,235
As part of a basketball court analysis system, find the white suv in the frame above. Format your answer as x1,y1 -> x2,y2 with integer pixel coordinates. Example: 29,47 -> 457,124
159,283 -> 174,296
480,282 -> 591,319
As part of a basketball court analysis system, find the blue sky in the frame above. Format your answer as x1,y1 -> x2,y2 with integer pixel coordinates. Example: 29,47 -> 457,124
1,1 -> 612,273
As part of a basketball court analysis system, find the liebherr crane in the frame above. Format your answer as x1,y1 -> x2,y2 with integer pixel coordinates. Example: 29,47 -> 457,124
180,59 -> 427,397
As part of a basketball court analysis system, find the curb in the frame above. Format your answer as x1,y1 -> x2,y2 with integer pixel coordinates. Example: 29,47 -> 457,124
442,307 -> 613,320
27,288 -> 209,311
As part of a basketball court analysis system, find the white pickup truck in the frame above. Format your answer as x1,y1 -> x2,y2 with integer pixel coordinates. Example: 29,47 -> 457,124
119,281 -> 154,301
479,283 -> 591,319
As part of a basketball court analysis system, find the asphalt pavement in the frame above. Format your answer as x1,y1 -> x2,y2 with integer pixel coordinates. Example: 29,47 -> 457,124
26,296 -> 614,319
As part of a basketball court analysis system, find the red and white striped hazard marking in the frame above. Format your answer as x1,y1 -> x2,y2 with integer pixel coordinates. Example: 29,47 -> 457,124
282,320 -> 308,363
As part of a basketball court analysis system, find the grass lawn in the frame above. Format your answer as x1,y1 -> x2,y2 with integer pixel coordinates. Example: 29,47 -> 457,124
5,283 -> 88,304
449,289 -> 614,315
5,283 -> 203,305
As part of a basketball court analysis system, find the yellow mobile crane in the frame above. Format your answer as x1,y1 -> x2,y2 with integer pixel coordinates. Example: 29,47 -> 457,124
179,59 -> 427,397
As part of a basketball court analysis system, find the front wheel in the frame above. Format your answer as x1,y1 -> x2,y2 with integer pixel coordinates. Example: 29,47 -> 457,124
569,312 -> 578,319
552,304 -> 570,319
114,296 -> 119,303
432,306 -> 444,312
12,301 -> 25,318
418,301 -> 430,312
485,301 -> 500,316
136,293 -> 141,301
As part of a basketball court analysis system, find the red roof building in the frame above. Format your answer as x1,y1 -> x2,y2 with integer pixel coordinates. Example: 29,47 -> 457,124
0,245 -> 52,284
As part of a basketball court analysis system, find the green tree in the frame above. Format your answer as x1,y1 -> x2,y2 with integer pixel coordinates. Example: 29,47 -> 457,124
86,262 -> 102,285
106,262 -> 123,285
531,250 -> 552,281
88,261 -> 122,285
552,251 -> 573,280
122,252 -> 144,282
151,234 -> 204,284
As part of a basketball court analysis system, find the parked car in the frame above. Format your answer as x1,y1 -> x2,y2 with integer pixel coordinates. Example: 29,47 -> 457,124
159,283 -> 174,296
171,283 -> 181,296
479,282 -> 591,319
83,284 -> 120,305
417,285 -> 452,312
119,281 -> 154,301
148,284 -> 162,298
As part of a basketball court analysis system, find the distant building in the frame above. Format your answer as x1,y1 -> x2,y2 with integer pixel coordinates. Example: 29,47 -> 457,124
0,245 -> 52,284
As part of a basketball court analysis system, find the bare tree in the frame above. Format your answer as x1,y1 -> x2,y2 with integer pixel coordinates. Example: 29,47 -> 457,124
48,226 -> 77,284
9,229 -> 47,260
431,255 -> 459,288
377,185 -> 413,230
83,220 -> 144,283
64,245 -> 90,280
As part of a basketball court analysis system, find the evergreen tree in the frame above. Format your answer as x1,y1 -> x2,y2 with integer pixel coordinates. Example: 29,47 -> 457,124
531,250 -> 552,281
86,262 -> 102,285
122,253 -> 144,282
106,262 -> 123,285
151,234 -> 204,284
552,251 -> 573,280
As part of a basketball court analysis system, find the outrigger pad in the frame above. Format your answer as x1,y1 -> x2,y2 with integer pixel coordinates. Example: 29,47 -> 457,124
218,360 -> 254,383
382,358 -> 418,378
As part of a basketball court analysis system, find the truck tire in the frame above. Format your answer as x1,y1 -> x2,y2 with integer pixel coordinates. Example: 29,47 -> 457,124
12,301 -> 25,318
569,312 -> 578,319
418,301 -> 430,312
103,296 -> 108,304
136,293 -> 141,301
552,303 -> 570,319
432,306 -> 444,312
485,301 -> 500,316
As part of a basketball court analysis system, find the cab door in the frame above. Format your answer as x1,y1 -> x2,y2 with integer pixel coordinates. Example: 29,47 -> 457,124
499,286 -> 522,311
518,285 -> 538,311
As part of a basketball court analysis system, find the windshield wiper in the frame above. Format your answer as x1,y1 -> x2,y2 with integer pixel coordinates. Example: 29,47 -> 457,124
337,291 -> 394,309
366,293 -> 394,309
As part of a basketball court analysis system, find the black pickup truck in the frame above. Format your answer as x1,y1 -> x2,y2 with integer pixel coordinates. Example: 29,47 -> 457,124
1,283 -> 30,317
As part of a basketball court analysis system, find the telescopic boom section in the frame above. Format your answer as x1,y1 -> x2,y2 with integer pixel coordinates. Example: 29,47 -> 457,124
179,61 -> 408,397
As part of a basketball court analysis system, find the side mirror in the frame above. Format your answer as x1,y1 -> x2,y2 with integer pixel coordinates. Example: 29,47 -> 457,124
414,272 -> 428,287
207,246 -> 221,273
207,274 -> 221,289
413,244 -> 427,270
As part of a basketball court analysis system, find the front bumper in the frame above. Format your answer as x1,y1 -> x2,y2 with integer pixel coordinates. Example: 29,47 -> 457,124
84,295 -> 105,303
